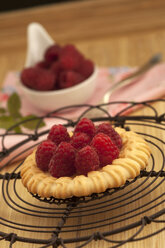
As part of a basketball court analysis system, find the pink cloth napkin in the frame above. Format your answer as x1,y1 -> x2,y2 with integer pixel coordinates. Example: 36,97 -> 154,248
0,65 -> 165,167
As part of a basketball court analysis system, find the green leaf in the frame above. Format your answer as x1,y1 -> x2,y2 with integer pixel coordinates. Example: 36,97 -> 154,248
13,125 -> 22,133
0,115 -> 20,131
20,115 -> 45,130
0,93 -> 45,134
0,108 -> 6,114
7,92 -> 21,118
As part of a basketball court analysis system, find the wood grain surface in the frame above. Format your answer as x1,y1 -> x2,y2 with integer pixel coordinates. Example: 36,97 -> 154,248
0,0 -> 165,247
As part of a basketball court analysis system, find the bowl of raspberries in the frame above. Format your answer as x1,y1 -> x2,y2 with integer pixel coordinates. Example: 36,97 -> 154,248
19,42 -> 98,112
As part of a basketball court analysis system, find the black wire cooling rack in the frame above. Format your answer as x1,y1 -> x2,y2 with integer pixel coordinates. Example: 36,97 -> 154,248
0,99 -> 165,248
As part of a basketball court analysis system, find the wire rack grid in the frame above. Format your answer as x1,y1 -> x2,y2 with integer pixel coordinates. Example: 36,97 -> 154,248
0,99 -> 164,248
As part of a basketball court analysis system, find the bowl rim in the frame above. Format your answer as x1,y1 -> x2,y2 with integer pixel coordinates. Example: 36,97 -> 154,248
18,66 -> 98,96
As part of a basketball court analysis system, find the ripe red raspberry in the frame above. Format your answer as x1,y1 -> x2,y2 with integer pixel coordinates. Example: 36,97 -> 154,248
59,45 -> 83,71
74,145 -> 99,175
48,124 -> 70,145
77,59 -> 94,78
96,123 -> 122,149
21,67 -> 56,91
44,44 -> 61,63
35,60 -> 50,69
35,140 -> 57,171
61,44 -> 78,54
50,61 -> 61,75
58,70 -> 84,89
91,133 -> 119,167
60,44 -> 84,60
59,55 -> 81,71
74,118 -> 96,138
70,132 -> 91,150
49,142 -> 76,178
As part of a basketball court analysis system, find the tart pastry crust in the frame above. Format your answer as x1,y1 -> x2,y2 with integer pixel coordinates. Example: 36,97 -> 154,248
21,128 -> 151,199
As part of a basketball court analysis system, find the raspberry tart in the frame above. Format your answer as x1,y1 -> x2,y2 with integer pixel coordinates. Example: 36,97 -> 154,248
21,118 -> 151,199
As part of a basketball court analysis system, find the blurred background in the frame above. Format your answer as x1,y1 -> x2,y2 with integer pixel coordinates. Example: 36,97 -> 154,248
0,0 -> 77,12
0,0 -> 165,83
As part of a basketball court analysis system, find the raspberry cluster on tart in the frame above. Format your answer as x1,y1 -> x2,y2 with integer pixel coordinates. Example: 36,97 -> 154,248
21,118 -> 151,199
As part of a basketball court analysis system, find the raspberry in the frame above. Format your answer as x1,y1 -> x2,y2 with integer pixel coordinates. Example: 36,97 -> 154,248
58,70 -> 84,89
70,132 -> 91,150
50,61 -> 61,75
44,44 -> 61,63
59,45 -> 83,71
35,60 -> 50,69
61,44 -> 78,54
96,123 -> 122,149
35,140 -> 57,171
21,67 -> 56,91
48,124 -> 70,145
77,59 -> 94,78
61,44 -> 84,59
59,54 -> 81,71
74,145 -> 99,175
49,142 -> 76,177
74,118 -> 96,138
91,133 -> 119,167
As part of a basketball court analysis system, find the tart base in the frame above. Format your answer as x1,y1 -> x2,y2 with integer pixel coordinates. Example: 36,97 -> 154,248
21,128 -> 151,199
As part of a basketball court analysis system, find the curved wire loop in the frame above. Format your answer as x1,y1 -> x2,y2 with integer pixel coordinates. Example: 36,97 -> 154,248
0,99 -> 164,247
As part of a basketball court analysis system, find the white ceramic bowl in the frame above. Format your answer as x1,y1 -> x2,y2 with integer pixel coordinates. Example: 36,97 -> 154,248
18,22 -> 98,112
18,66 -> 98,112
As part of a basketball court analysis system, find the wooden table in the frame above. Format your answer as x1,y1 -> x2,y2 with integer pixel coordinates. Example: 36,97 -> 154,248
0,0 -> 165,247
